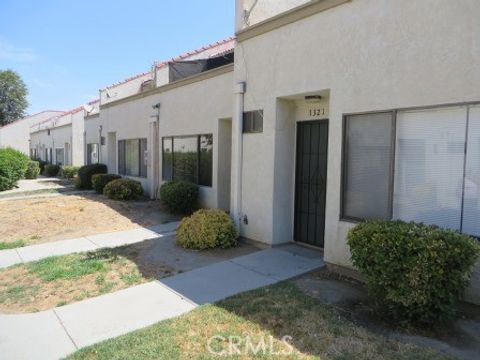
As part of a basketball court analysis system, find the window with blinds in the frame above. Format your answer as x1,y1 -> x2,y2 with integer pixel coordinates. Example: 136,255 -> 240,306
342,112 -> 394,220
342,104 -> 480,238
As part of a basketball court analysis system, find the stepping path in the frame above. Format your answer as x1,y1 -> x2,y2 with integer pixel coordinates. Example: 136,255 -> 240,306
0,222 -> 180,269
0,245 -> 324,360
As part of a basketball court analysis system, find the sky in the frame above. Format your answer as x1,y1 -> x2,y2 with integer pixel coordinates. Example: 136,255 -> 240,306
0,0 -> 235,115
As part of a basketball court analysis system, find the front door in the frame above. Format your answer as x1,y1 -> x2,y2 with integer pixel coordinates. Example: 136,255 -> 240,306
294,120 -> 328,247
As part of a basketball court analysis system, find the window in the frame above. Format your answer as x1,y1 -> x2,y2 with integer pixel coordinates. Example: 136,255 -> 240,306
342,104 -> 480,237
243,110 -> 263,133
118,139 -> 147,178
87,143 -> 99,165
342,112 -> 394,220
393,107 -> 466,231
55,148 -> 65,166
162,134 -> 213,187
162,138 -> 173,181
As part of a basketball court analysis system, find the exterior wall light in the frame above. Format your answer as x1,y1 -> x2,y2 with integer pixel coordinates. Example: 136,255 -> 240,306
305,95 -> 322,103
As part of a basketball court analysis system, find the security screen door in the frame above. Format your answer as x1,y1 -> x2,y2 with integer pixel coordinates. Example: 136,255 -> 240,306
294,120 -> 328,247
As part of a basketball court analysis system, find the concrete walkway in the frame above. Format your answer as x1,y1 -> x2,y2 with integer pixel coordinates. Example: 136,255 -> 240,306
0,245 -> 324,360
0,222 -> 180,269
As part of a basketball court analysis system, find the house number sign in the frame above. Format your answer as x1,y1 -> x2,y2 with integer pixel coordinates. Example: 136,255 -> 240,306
308,108 -> 326,117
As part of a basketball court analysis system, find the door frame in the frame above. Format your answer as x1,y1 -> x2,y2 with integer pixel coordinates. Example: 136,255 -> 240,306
293,118 -> 329,248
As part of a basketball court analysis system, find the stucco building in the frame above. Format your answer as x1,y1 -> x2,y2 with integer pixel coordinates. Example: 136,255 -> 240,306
0,110 -> 64,155
23,0 -> 480,304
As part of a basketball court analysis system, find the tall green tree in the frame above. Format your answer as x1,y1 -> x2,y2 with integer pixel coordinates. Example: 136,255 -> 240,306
0,70 -> 29,126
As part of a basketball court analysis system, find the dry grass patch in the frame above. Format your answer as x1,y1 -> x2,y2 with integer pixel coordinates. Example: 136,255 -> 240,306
0,194 -> 179,246
68,283 -> 449,360
0,247 -> 175,313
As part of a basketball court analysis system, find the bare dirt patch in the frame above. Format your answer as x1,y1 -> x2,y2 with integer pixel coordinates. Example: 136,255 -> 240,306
0,193 -> 179,246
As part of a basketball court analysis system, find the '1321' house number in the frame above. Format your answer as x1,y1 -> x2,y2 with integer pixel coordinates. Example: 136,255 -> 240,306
308,108 -> 326,117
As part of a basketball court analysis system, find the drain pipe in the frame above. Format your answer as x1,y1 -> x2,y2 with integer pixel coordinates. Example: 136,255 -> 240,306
149,103 -> 161,199
233,82 -> 246,230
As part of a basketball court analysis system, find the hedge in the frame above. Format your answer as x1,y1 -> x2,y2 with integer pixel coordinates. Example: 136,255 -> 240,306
177,209 -> 238,250
103,179 -> 143,200
62,166 -> 80,179
160,181 -> 198,214
75,164 -> 108,189
348,220 -> 480,326
44,164 -> 61,177
0,147 -> 30,191
25,161 -> 40,179
92,173 -> 121,194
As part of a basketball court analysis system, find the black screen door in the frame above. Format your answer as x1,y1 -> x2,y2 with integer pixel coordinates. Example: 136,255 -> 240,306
294,120 -> 328,247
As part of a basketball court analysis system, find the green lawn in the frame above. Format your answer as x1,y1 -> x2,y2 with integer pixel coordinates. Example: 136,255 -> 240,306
0,239 -> 26,250
0,248 -> 156,313
67,282 -> 449,360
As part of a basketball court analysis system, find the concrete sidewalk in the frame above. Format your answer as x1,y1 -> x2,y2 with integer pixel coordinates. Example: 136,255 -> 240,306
0,245 -> 324,360
0,222 -> 180,269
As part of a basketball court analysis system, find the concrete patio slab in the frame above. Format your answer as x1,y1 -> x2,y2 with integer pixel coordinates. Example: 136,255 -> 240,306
55,281 -> 196,349
231,248 -> 324,281
17,237 -> 98,263
0,311 -> 76,360
0,249 -> 22,268
161,261 -> 278,304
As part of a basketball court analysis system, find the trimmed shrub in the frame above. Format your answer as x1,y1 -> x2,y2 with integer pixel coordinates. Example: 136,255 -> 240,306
177,209 -> 238,250
0,147 -> 30,191
92,173 -> 121,194
43,164 -> 61,177
35,159 -> 48,174
62,166 -> 80,179
25,161 -> 40,179
347,220 -> 480,326
103,179 -> 143,200
76,164 -> 107,189
160,181 -> 198,214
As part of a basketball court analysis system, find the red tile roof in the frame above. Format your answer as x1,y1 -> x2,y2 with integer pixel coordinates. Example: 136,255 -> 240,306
155,37 -> 236,69
101,36 -> 236,91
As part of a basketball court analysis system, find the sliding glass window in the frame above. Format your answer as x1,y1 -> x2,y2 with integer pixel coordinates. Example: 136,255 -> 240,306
118,139 -> 147,178
162,134 -> 213,187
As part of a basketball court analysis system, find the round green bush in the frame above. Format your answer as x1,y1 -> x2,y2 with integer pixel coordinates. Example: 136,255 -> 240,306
43,164 -> 61,177
0,147 -> 30,191
25,161 -> 40,179
92,173 -> 122,194
177,209 -> 238,250
347,220 -> 480,326
160,181 -> 198,214
103,179 -> 143,200
62,166 -> 80,179
76,164 -> 108,189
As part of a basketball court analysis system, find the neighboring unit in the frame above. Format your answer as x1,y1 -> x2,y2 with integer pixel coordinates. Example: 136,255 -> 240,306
0,110 -> 64,155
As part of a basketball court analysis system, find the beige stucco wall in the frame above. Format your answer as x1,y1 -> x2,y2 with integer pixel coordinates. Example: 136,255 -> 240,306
99,69 -> 233,204
234,0 -> 480,302
0,111 -> 63,155
236,0 -> 311,30
71,111 -> 85,166
100,73 -> 153,106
